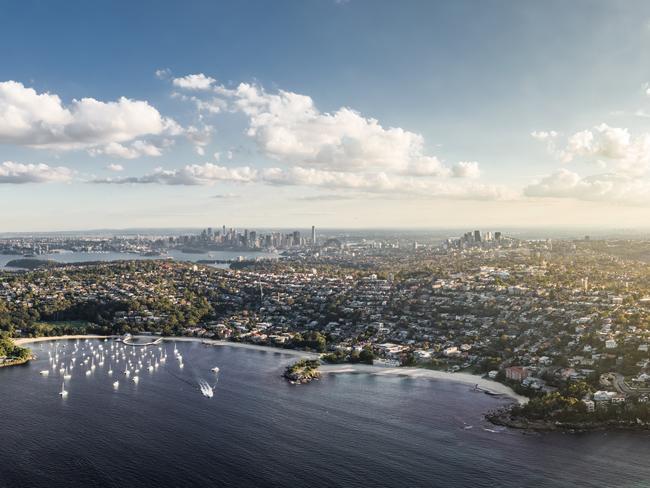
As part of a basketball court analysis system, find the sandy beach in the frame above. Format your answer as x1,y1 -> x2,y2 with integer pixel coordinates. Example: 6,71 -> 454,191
320,363 -> 528,404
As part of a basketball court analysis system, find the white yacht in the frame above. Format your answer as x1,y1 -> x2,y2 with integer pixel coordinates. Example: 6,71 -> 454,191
59,382 -> 68,397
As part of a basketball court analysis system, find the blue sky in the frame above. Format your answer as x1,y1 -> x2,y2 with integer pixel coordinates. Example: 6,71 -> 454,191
3,0 -> 650,231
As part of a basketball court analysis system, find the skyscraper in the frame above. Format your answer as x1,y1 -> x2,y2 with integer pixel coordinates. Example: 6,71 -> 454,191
311,225 -> 316,245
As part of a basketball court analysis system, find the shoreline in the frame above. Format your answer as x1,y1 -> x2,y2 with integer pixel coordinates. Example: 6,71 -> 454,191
9,334 -> 525,404
320,363 -> 528,405
165,337 -> 320,358
0,356 -> 33,368
11,335 -> 319,359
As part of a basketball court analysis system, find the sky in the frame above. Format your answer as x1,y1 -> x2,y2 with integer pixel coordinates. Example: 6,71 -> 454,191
3,0 -> 650,231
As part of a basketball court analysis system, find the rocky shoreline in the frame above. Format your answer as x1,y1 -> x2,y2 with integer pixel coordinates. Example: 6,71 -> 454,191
487,408 -> 650,433
0,355 -> 33,368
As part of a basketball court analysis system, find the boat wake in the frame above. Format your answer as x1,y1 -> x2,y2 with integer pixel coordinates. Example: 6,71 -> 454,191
198,379 -> 214,398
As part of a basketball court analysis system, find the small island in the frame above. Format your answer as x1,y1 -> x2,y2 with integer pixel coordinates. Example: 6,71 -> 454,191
283,359 -> 321,384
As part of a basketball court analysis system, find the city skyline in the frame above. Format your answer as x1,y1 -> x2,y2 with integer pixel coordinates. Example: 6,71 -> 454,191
4,1 -> 650,230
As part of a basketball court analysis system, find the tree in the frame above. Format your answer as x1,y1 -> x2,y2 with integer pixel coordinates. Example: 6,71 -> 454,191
359,346 -> 374,365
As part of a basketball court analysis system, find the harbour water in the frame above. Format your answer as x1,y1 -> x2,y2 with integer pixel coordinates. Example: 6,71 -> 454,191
0,249 -> 277,270
1,339 -> 650,487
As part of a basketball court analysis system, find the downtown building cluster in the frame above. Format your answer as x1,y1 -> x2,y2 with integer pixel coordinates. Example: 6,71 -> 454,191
193,225 -> 318,250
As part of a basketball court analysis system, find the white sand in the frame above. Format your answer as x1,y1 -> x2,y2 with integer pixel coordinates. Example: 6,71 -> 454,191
320,363 -> 528,404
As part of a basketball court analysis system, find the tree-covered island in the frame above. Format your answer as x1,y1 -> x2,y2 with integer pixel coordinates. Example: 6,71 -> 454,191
283,359 -> 321,384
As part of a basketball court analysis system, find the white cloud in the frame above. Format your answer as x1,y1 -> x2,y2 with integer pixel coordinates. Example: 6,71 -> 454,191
524,168 -> 650,205
186,125 -> 213,154
643,82 -> 650,96
0,80 -> 180,150
89,140 -> 164,159
172,73 -> 216,90
451,161 -> 480,179
194,97 -> 227,114
155,68 -> 171,80
92,162 -> 510,200
0,161 -> 73,184
224,82 -> 463,177
259,166 -> 507,199
538,123 -> 650,175
106,163 -> 124,172
160,77 -> 500,199
93,163 -> 257,186
530,130 -> 558,141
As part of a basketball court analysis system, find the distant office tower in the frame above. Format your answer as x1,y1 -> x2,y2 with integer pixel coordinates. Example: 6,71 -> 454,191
495,231 -> 502,241
474,230 -> 481,242
311,225 -> 316,245
292,231 -> 300,246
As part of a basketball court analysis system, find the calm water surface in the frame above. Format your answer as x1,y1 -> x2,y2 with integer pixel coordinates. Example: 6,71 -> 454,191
0,249 -> 277,270
1,340 -> 650,488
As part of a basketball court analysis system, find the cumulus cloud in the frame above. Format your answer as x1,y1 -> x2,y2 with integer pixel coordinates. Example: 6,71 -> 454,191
89,140 -> 164,159
451,161 -> 480,179
0,161 -> 73,184
172,73 -> 216,90
529,120 -> 650,205
0,81 -> 180,151
536,123 -> 650,175
186,125 -> 213,155
224,82 -> 463,177
524,168 -> 650,205
106,163 -> 124,172
173,76 -> 479,179
93,163 -> 256,186
160,76 -> 505,200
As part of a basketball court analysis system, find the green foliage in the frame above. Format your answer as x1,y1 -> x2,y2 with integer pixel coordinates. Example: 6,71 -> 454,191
0,338 -> 30,360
